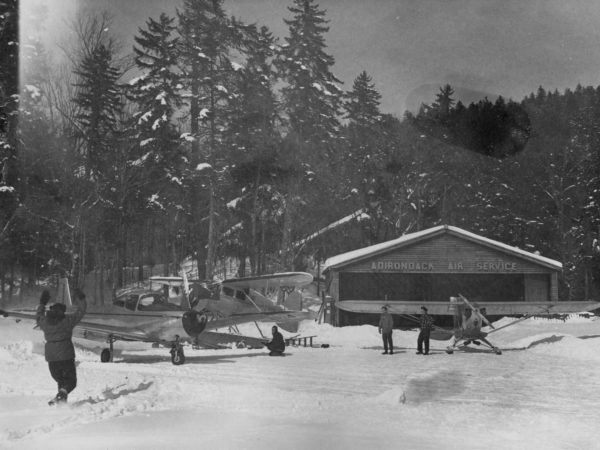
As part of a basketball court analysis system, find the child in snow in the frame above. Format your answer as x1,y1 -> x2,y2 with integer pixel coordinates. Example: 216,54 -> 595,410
36,288 -> 87,404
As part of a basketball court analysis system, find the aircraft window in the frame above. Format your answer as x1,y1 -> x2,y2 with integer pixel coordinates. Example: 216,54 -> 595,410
235,290 -> 247,301
113,295 -> 126,307
137,293 -> 167,310
222,286 -> 235,297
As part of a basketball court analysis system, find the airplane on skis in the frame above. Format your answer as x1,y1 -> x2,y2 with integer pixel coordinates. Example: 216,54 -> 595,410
339,294 -> 600,355
0,272 -> 314,365
429,295 -> 510,355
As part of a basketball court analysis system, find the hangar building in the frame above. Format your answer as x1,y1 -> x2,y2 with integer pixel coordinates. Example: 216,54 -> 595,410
322,225 -> 563,326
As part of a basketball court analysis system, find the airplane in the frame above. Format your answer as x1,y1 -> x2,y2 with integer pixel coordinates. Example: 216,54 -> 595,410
403,294 -> 599,355
431,295 -> 505,355
337,294 -> 600,355
0,272 -> 314,365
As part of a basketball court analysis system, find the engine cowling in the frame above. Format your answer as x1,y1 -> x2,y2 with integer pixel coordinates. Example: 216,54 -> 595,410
182,310 -> 208,337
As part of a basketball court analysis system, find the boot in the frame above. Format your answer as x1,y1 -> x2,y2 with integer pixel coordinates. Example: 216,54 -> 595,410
48,388 -> 68,406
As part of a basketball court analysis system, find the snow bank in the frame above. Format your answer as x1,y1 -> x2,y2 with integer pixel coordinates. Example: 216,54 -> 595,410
527,335 -> 600,362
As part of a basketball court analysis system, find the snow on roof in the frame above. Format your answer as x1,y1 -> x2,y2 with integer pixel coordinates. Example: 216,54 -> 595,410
294,209 -> 370,248
323,225 -> 562,272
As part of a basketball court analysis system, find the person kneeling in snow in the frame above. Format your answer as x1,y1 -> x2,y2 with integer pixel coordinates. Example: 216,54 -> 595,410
264,325 -> 286,356
36,288 -> 87,405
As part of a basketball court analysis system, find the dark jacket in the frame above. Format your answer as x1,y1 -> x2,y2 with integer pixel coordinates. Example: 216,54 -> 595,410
267,330 -> 286,353
36,298 -> 87,362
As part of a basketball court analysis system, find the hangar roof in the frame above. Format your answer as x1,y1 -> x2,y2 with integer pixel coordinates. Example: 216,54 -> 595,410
322,225 -> 562,272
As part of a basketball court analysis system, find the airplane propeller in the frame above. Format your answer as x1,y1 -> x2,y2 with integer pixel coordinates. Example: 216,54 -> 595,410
458,294 -> 495,329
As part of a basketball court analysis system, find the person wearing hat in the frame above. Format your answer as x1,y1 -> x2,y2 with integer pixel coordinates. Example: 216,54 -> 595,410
378,305 -> 394,354
417,305 -> 433,355
36,288 -> 87,405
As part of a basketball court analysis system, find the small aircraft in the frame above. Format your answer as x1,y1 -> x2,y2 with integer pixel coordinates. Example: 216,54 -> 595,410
0,272 -> 314,365
337,294 -> 600,355
430,295 -> 504,355
409,294 -> 598,355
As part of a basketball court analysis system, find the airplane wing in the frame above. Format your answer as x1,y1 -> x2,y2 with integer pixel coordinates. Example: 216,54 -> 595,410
204,310 -> 315,330
335,300 -> 600,316
0,308 -> 161,344
221,272 -> 313,290
72,320 -> 155,343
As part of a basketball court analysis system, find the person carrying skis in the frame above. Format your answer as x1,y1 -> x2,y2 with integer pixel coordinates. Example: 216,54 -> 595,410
378,305 -> 394,354
36,288 -> 87,405
416,305 -> 433,355
264,325 -> 286,356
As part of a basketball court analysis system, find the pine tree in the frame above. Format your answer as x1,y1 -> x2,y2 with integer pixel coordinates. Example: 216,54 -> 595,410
130,13 -> 182,159
276,0 -> 343,269
73,44 -> 123,175
279,0 -> 342,147
129,13 -> 184,203
129,13 -> 186,279
227,25 -> 281,274
0,0 -> 19,299
0,0 -> 19,235
431,84 -> 455,120
344,71 -> 381,128
177,0 -> 246,280
72,40 -> 130,292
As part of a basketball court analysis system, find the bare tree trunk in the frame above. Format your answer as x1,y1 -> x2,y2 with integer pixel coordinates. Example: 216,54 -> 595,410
205,179 -> 218,280
280,193 -> 294,271
250,167 -> 261,275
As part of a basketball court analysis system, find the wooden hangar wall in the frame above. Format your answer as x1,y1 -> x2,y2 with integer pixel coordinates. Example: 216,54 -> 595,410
324,227 -> 561,327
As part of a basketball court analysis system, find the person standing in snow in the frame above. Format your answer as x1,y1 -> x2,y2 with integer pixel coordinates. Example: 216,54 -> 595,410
416,306 -> 433,355
378,305 -> 394,354
264,325 -> 286,356
36,288 -> 87,404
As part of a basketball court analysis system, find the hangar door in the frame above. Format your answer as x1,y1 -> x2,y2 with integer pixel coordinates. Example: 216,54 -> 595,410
339,272 -> 527,302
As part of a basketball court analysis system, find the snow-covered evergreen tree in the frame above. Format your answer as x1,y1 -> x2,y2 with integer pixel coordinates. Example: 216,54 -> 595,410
73,43 -> 123,175
279,0 -> 342,149
129,13 -> 184,206
226,25 -> 282,275
177,0 -> 245,280
276,0 -> 343,269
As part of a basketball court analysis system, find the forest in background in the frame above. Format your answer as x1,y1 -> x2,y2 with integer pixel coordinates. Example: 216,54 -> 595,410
1,0 -> 599,303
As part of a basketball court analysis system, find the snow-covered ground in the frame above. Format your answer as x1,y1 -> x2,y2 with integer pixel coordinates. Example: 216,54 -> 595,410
2,314 -> 600,450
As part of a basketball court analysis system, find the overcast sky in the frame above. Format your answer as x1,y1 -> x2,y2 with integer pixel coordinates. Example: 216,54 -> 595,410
21,0 -> 600,116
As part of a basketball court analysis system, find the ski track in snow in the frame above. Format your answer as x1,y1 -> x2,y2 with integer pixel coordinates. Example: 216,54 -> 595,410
1,317 -> 600,449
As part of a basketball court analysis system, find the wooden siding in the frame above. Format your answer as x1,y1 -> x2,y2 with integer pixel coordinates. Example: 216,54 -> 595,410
341,235 -> 554,274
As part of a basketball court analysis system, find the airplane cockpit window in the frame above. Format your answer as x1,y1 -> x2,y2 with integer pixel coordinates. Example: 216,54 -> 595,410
222,286 -> 235,298
137,293 -> 166,311
235,290 -> 247,301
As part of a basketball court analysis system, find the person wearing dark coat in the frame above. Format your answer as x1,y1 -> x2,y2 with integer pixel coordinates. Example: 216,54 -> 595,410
378,305 -> 394,354
36,288 -> 87,404
265,325 -> 285,356
417,305 -> 433,355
